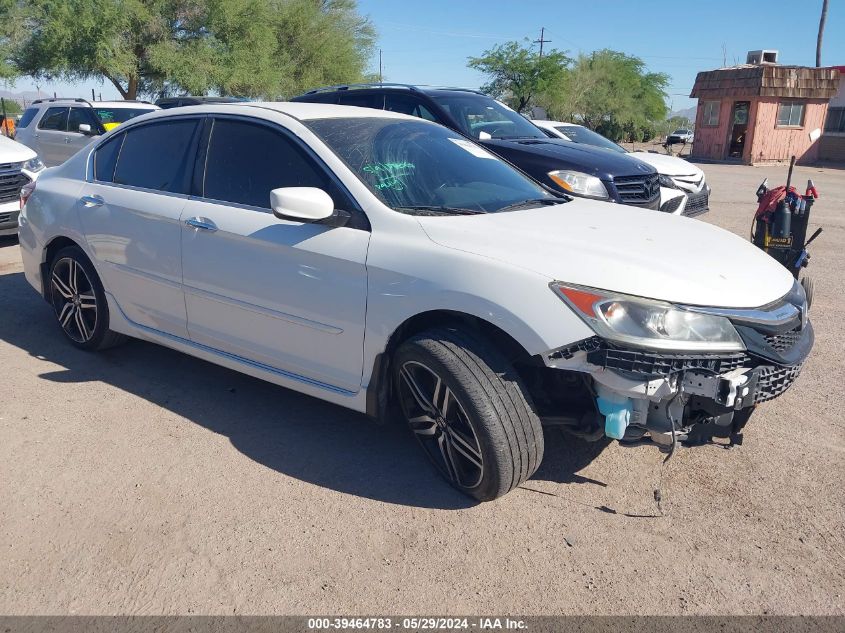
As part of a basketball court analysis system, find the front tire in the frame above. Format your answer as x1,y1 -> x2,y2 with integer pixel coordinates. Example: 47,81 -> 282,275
48,246 -> 126,350
394,328 -> 544,501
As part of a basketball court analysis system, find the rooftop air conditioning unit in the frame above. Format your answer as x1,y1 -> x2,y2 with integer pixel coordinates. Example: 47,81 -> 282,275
747,50 -> 779,65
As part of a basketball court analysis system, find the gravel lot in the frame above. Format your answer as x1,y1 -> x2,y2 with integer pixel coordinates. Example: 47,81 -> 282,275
1,162 -> 843,616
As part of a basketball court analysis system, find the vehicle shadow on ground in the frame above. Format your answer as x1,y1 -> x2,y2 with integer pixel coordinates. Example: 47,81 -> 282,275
0,255 -> 607,509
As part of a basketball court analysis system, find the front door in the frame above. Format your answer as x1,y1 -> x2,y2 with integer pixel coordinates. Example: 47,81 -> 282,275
180,117 -> 369,392
728,101 -> 750,159
77,117 -> 202,338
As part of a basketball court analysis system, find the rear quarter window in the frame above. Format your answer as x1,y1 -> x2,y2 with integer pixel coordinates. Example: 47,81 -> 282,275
94,133 -> 125,182
17,107 -> 38,128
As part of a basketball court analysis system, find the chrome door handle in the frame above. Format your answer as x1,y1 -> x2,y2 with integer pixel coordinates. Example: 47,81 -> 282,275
185,217 -> 218,232
80,195 -> 104,208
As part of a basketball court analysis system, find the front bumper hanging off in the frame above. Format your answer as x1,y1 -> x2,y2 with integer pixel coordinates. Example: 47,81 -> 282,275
545,313 -> 813,447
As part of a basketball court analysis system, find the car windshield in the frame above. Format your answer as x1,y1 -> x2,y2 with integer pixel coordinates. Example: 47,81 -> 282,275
306,117 -> 562,214
430,94 -> 546,141
554,125 -> 627,154
672,129 -> 690,135
93,108 -> 154,125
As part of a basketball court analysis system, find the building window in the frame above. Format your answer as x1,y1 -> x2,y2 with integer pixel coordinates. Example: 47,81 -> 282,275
825,107 -> 845,133
777,101 -> 805,127
702,101 -> 720,126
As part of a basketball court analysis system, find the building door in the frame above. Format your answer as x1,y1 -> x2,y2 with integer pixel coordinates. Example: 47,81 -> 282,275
728,101 -> 750,158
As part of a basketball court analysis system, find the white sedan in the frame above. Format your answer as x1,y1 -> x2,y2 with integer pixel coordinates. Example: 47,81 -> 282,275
18,103 -> 811,500
533,120 -> 709,216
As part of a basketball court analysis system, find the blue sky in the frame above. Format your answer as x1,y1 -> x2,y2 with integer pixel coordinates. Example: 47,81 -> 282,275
5,0 -> 843,112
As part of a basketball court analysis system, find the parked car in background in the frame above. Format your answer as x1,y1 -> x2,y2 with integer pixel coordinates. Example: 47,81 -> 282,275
0,134 -> 44,237
14,98 -> 158,166
667,128 -> 694,144
154,96 -> 247,109
18,102 -> 813,501
292,84 -> 667,211
533,120 -> 710,216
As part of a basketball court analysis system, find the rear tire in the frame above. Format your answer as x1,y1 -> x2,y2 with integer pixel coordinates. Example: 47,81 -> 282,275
394,327 -> 544,501
48,246 -> 127,351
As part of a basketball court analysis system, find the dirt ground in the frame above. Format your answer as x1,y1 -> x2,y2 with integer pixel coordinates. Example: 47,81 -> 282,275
1,162 -> 843,616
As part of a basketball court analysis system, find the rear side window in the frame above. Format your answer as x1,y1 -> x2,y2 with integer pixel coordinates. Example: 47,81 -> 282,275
38,107 -> 69,131
17,108 -> 38,128
203,119 -> 333,209
113,119 -> 199,193
94,133 -> 125,182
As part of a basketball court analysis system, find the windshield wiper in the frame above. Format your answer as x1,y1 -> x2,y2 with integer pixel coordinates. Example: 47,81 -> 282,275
393,205 -> 486,216
497,198 -> 568,212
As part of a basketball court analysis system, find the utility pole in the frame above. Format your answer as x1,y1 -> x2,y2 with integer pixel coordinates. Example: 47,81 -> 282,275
816,0 -> 829,67
534,27 -> 551,59
379,49 -> 383,83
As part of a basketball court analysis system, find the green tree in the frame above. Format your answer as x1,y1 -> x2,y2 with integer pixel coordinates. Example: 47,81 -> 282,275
468,40 -> 570,113
539,49 -> 669,142
0,0 -> 375,99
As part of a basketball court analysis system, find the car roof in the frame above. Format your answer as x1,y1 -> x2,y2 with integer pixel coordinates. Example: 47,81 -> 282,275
93,101 -> 158,109
295,83 -> 486,99
134,101 -> 422,122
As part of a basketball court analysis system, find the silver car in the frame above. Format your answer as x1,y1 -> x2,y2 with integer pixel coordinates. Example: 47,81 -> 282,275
14,99 -> 158,166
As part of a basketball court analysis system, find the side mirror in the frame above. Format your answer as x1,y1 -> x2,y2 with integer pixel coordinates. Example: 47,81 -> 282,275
78,123 -> 93,135
270,187 -> 336,223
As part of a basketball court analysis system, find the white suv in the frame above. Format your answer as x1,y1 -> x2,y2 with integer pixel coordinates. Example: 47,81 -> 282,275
0,134 -> 44,237
18,103 -> 813,501
14,99 -> 158,166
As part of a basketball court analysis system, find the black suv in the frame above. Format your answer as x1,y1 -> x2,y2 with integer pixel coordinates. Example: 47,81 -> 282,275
292,84 -> 661,209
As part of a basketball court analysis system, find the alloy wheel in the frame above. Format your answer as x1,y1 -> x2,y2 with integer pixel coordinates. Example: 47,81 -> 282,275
398,360 -> 484,488
51,257 -> 98,344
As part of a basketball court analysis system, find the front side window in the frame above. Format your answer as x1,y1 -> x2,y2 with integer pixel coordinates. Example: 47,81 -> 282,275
702,101 -> 720,127
18,107 -> 38,128
67,107 -> 99,134
554,125 -> 626,153
113,119 -> 199,193
384,95 -> 438,122
777,102 -> 805,127
203,118 -> 335,209
338,93 -> 384,109
38,107 -> 69,131
430,94 -> 546,140
306,117 -> 558,214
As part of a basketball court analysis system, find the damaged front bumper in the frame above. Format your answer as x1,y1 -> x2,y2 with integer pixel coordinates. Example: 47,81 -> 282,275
544,316 -> 813,447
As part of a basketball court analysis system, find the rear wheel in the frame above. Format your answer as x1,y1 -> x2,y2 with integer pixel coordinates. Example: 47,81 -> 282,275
394,328 -> 543,501
49,246 -> 126,350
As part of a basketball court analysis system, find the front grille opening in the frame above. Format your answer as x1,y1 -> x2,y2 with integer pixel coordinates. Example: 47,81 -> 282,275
764,327 -> 802,353
614,173 -> 660,202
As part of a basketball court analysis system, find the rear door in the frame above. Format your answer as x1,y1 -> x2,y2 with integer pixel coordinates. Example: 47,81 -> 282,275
77,116 -> 203,338
180,116 -> 369,392
34,107 -> 69,166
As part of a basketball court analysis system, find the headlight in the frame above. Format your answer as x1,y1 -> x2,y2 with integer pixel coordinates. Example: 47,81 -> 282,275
548,170 -> 609,199
551,282 -> 745,352
657,173 -> 677,188
23,157 -> 45,172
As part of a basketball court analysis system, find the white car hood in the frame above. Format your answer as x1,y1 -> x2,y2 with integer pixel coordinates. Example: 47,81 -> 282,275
0,134 -> 36,162
629,151 -> 703,178
417,199 -> 793,309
